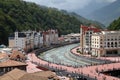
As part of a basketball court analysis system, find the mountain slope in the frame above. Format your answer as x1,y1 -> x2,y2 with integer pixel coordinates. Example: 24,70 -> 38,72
107,17 -> 120,30
88,0 -> 120,26
0,0 -> 102,45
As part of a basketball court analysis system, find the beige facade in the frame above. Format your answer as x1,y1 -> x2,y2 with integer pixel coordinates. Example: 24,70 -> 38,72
9,39 -> 15,48
9,31 -> 33,52
91,31 -> 120,57
80,25 -> 101,54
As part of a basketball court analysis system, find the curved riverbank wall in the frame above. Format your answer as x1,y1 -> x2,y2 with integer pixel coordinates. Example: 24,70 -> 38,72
70,47 -> 112,65
34,42 -> 79,56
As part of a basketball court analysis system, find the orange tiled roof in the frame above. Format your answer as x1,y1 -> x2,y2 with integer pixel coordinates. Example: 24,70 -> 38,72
0,53 -> 8,59
0,60 -> 27,67
0,68 -> 27,80
19,74 -> 48,80
0,68 -> 60,80
10,50 -> 26,60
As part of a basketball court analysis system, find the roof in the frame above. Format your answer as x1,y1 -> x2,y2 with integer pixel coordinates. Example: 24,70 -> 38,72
0,60 -> 27,67
81,25 -> 101,33
0,69 -> 60,80
32,71 -> 56,77
18,33 -> 26,37
0,68 -> 27,80
9,32 -> 26,38
10,50 -> 26,60
19,74 -> 48,80
29,71 -> 60,80
0,53 -> 8,59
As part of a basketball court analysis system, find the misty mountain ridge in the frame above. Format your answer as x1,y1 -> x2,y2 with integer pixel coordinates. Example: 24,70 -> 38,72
87,0 -> 120,26
76,1 -> 111,17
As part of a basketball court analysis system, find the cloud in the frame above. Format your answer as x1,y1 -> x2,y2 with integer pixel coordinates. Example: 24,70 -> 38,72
24,0 -> 116,12
24,0 -> 92,11
95,0 -> 117,3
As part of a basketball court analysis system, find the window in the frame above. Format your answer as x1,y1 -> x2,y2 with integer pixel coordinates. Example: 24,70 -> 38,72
115,42 -> 117,47
86,32 -> 89,34
90,32 -> 92,34
107,42 -> 110,47
115,38 -> 117,40
111,42 -> 113,47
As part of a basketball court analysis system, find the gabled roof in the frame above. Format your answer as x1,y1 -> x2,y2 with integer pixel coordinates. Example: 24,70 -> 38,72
0,60 -> 27,67
0,53 -> 8,59
0,68 -> 27,80
19,74 -> 48,80
10,50 -> 26,60
0,69 -> 60,80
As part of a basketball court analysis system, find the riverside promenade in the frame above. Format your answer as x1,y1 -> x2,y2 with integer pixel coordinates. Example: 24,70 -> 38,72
27,46 -> 120,80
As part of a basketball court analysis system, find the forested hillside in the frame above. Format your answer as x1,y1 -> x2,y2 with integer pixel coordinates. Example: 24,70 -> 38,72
107,17 -> 120,30
0,0 -> 102,45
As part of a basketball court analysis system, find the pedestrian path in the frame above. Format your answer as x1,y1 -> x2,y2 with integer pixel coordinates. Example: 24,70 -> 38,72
28,53 -> 120,80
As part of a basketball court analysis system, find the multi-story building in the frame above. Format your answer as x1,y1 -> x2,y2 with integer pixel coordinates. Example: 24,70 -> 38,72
80,25 -> 101,54
8,29 -> 58,51
9,31 -> 28,51
43,29 -> 58,47
91,31 -> 120,57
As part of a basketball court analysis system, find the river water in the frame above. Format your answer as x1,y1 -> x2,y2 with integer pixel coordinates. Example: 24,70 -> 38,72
39,43 -> 94,67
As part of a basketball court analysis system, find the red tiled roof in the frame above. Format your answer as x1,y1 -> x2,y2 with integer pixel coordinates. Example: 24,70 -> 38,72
81,25 -> 101,33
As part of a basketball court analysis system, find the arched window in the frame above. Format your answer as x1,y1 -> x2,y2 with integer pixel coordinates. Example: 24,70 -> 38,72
111,42 -> 113,47
115,42 -> 117,47
107,42 -> 110,47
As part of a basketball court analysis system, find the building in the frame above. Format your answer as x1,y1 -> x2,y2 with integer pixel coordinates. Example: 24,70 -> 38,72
8,29 -> 58,51
0,68 -> 60,80
9,31 -> 27,51
62,33 -> 80,43
91,31 -> 120,57
80,25 -> 101,54
0,52 -> 27,75
9,50 -> 26,62
43,29 -> 58,47
33,31 -> 44,48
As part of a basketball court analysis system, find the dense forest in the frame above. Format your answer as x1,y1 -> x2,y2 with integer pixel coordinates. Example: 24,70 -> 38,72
0,0 -> 103,45
107,17 -> 120,30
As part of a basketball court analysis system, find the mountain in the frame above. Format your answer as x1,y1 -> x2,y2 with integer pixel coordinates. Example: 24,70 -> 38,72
76,1 -> 110,18
69,12 -> 105,29
87,0 -> 120,26
107,17 -> 120,30
0,0 -> 103,45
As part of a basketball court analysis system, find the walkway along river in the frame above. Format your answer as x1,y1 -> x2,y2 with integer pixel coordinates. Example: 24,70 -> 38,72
28,43 -> 120,80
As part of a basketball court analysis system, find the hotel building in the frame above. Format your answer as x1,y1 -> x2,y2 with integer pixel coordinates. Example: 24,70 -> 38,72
80,25 -> 101,54
91,31 -> 120,57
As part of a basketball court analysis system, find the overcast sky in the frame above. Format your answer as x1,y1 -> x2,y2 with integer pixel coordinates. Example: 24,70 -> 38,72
24,0 -> 116,11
